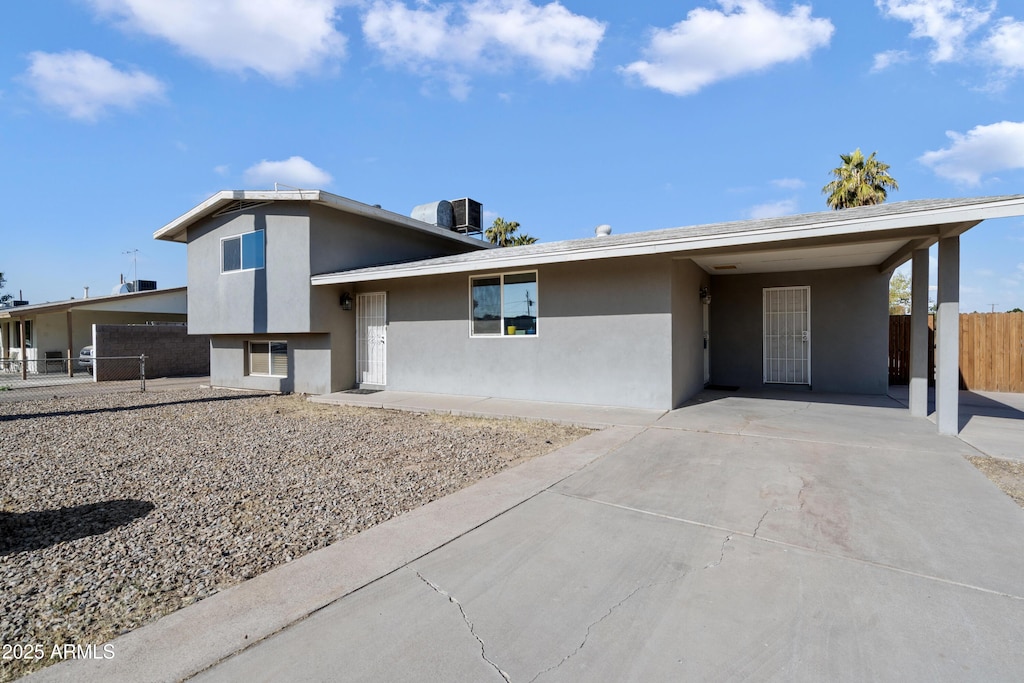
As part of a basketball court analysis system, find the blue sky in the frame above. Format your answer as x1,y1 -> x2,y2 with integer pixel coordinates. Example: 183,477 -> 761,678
2,0 -> 1023,312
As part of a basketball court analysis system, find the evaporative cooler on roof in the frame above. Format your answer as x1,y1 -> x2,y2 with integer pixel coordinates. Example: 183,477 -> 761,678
450,198 -> 482,235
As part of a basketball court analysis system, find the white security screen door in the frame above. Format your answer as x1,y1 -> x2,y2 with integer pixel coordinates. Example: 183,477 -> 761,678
763,286 -> 810,385
357,292 -> 387,385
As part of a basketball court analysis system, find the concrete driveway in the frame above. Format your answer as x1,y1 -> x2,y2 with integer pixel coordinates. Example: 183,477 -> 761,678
187,391 -> 1024,682
31,389 -> 1024,683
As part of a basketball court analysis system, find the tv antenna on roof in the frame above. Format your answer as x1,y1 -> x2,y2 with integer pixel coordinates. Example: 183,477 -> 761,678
123,249 -> 138,288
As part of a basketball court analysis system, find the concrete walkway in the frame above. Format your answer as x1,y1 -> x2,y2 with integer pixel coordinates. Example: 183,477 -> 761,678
889,385 -> 1024,463
32,389 -> 1024,682
310,389 -> 667,428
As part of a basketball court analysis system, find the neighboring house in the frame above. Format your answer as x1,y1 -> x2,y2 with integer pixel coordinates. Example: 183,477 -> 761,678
155,190 -> 1024,434
0,287 -> 187,373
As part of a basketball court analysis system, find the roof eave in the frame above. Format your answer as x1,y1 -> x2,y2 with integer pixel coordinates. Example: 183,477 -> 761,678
310,195 -> 1024,285
0,287 -> 188,318
152,190 -> 493,250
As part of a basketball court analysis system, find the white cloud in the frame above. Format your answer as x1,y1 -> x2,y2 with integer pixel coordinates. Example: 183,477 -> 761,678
87,0 -> 346,82
465,0 -> 605,78
362,0 -> 605,97
871,49 -> 912,71
620,1 -> 834,96
771,177 -> 805,190
23,50 -> 165,121
213,164 -> 230,175
749,199 -> 798,219
919,120 -> 1024,184
243,156 -> 333,188
875,0 -> 994,63
984,18 -> 1024,71
362,2 -> 454,66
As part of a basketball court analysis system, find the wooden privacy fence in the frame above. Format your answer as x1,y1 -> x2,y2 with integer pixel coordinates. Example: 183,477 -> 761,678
889,312 -> 1024,392
888,315 -> 934,388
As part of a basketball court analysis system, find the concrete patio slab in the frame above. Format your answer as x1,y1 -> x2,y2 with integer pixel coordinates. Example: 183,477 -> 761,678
960,415 -> 1024,462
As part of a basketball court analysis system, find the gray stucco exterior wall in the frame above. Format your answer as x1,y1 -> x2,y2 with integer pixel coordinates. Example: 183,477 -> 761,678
188,202 -> 487,393
308,204 -> 484,277
672,259 -> 711,406
187,205 -> 312,336
210,334 -> 332,394
369,255 -> 681,410
708,266 -> 889,394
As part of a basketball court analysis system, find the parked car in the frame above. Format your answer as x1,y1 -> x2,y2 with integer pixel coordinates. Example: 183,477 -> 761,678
79,345 -> 94,374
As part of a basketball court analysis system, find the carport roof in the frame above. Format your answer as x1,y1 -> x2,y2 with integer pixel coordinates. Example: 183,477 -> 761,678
0,287 -> 187,318
311,195 -> 1024,284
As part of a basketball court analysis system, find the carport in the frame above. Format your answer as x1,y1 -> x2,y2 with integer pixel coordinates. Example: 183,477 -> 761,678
693,198 -> 1019,435
0,288 -> 187,379
313,194 -> 1024,434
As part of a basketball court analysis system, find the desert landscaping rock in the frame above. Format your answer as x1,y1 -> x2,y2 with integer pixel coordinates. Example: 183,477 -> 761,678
968,455 -> 1024,508
0,388 -> 589,681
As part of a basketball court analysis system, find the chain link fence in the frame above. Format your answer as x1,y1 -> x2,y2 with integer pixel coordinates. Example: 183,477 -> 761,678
0,356 -> 147,403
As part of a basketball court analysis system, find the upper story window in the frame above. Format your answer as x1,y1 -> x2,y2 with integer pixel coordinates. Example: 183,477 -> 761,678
470,271 -> 538,336
222,230 -> 265,273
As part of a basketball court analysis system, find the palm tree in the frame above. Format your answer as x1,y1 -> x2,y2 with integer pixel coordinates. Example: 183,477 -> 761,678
0,272 -> 11,305
485,217 -> 538,247
822,148 -> 899,210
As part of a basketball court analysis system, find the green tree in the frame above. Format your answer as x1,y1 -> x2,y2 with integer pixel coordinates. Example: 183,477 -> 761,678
822,148 -> 899,210
485,217 -> 538,247
1009,307 -> 1023,313
889,271 -> 912,314
0,272 -> 11,306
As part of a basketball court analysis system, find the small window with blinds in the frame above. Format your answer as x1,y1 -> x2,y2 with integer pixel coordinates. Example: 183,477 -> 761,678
249,341 -> 288,377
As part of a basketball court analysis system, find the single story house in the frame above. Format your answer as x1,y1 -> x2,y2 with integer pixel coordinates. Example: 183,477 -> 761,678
0,287 -> 188,374
154,190 -> 1024,434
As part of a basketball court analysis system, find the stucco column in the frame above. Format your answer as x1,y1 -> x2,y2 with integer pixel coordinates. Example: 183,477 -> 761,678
909,248 -> 930,417
19,317 -> 26,380
66,310 -> 74,377
935,237 -> 960,435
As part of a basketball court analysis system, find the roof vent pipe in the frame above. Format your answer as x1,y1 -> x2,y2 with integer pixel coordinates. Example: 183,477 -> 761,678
84,286 -> 89,299
595,224 -> 612,237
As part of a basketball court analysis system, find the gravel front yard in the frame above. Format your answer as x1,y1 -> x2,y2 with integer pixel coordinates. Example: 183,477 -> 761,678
0,389 -> 590,681
968,455 -> 1024,508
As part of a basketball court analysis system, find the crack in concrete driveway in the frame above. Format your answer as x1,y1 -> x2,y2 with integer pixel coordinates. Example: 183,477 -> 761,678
414,570 -> 511,682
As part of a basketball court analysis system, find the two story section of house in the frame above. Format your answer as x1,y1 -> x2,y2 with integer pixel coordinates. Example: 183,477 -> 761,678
153,190 -> 490,394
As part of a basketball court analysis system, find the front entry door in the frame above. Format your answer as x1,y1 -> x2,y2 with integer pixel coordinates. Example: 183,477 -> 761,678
763,286 -> 810,385
356,292 -> 387,386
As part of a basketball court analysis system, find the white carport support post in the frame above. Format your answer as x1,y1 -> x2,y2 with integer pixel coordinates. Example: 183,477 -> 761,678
935,237 -> 960,435
909,248 -> 930,417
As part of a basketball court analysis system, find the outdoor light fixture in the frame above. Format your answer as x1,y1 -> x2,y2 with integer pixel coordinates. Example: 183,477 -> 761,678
340,292 -> 353,310
699,287 -> 711,305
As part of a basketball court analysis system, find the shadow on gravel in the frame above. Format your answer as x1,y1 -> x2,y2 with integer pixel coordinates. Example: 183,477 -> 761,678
0,499 -> 156,555
0,392 -> 271,423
